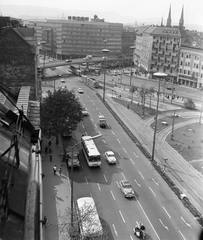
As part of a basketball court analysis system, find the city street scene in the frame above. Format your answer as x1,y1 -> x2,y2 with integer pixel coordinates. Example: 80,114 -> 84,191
0,1 -> 203,240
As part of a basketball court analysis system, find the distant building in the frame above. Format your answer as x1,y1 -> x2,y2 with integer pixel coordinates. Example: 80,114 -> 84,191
122,28 -> 137,55
133,5 -> 186,81
178,46 -> 203,88
28,15 -> 123,59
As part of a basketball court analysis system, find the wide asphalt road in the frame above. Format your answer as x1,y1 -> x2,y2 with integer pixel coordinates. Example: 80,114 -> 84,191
54,77 -> 201,240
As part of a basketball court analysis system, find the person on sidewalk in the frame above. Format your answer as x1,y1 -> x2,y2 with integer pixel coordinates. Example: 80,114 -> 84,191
53,165 -> 57,175
42,216 -> 47,227
45,145 -> 48,154
48,139 -> 52,147
59,167 -> 62,176
49,152 -> 53,162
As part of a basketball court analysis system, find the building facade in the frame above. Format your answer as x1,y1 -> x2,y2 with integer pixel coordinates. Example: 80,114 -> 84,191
178,46 -> 203,88
29,15 -> 123,59
122,28 -> 137,55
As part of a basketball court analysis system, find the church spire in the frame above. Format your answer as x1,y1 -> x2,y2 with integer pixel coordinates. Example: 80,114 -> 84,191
179,5 -> 184,28
161,17 -> 163,26
166,5 -> 172,27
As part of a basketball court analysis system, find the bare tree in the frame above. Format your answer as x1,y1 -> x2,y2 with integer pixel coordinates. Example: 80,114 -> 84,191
129,86 -> 138,104
148,87 -> 155,108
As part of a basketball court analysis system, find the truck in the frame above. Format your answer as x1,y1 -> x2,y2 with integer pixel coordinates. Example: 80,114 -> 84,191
98,115 -> 107,128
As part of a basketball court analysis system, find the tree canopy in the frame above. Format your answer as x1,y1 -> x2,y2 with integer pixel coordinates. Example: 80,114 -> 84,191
40,89 -> 83,140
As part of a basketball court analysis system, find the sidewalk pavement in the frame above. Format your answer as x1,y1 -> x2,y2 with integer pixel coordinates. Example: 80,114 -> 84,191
42,137 -> 71,240
101,90 -> 203,214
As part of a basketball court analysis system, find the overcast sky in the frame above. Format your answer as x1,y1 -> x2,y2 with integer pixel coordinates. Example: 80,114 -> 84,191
1,0 -> 203,26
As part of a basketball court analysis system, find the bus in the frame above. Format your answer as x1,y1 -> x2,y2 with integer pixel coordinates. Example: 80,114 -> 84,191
70,65 -> 81,76
81,135 -> 101,167
76,197 -> 103,239
81,75 -> 100,88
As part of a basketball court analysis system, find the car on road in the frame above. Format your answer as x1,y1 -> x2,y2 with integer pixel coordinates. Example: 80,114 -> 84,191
104,151 -> 116,164
119,180 -> 135,198
66,151 -> 80,168
78,88 -> 84,93
60,78 -> 65,83
65,59 -> 72,62
81,108 -> 89,116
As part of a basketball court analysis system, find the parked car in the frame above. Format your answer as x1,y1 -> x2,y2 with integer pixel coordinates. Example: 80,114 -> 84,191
119,180 -> 135,198
60,78 -> 65,83
104,151 -> 116,164
65,59 -> 72,62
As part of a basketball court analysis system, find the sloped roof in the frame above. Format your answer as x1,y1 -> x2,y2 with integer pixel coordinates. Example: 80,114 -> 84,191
136,26 -> 150,35
144,26 -> 157,34
151,26 -> 181,37
15,27 -> 35,38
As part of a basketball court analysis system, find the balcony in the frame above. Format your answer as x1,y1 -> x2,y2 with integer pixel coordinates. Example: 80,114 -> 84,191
153,44 -> 159,48
160,57 -> 165,61
164,63 -> 169,67
158,51 -> 163,54
171,52 -> 177,56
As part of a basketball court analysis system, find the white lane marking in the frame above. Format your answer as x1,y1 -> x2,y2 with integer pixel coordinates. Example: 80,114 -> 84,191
139,171 -> 144,179
117,138 -> 121,144
181,216 -> 191,228
90,192 -> 93,198
134,179 -> 141,187
111,130 -> 115,135
130,236 -> 134,240
152,178 -> 159,186
85,132 -> 87,135
123,148 -> 127,153
137,199 -> 160,239
130,158 -> 135,165
133,152 -> 138,158
94,124 -> 98,128
163,207 -> 171,218
103,174 -> 108,182
97,183 -> 101,191
118,153 -> 123,159
149,186 -> 156,196
159,219 -> 169,231
110,190 -> 116,200
98,131 -> 101,135
179,230 -> 187,240
93,103 -> 95,105
112,224 -> 118,237
99,112 -> 101,115
91,118 -> 94,121
103,139 -> 106,144
85,176 -> 88,184
119,210 -> 125,223
121,172 -> 126,180
82,125 -> 85,129
96,107 -> 98,110
116,181 -> 120,188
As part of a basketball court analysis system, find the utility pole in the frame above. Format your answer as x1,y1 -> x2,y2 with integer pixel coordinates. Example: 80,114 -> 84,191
199,99 -> 203,124
171,110 -> 176,140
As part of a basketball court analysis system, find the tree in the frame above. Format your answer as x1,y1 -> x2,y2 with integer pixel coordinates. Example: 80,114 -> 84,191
57,204 -> 108,240
40,89 -> 83,144
184,98 -> 196,110
148,87 -> 155,108
129,86 -> 138,104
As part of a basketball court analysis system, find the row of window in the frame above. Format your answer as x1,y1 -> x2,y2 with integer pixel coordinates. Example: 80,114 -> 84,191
180,61 -> 203,69
181,53 -> 203,61
179,69 -> 203,78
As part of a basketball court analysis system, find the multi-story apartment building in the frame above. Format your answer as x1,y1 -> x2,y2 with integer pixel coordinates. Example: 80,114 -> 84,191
133,6 -> 185,81
122,27 -> 137,55
29,15 -> 123,59
178,46 -> 203,88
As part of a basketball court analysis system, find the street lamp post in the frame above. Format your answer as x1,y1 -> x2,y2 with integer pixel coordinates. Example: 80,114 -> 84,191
129,46 -> 135,87
102,49 -> 109,101
151,72 -> 167,161
70,134 -> 102,227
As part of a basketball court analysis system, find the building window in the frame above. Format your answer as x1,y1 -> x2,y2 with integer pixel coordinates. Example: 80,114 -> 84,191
180,61 -> 183,66
179,69 -> 182,73
181,53 -> 184,57
184,70 -> 186,74
196,72 -> 199,77
188,70 -> 190,75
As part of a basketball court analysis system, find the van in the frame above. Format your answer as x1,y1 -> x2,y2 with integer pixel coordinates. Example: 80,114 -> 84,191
86,55 -> 92,59
98,115 -> 107,128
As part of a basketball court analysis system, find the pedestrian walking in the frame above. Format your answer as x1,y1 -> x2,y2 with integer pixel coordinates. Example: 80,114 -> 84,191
53,165 -> 57,175
49,147 -> 52,154
48,139 -> 52,147
45,145 -> 48,154
43,216 -> 47,227
59,167 -> 62,176
50,153 -> 53,162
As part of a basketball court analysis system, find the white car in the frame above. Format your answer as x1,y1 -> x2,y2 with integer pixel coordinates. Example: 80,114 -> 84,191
82,108 -> 89,116
60,78 -> 65,83
78,88 -> 84,93
119,180 -> 135,198
105,151 -> 116,164
65,59 -> 72,62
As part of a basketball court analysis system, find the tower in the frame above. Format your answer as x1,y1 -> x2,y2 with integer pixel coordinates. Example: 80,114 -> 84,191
161,17 -> 164,26
166,5 -> 172,27
179,5 -> 184,28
